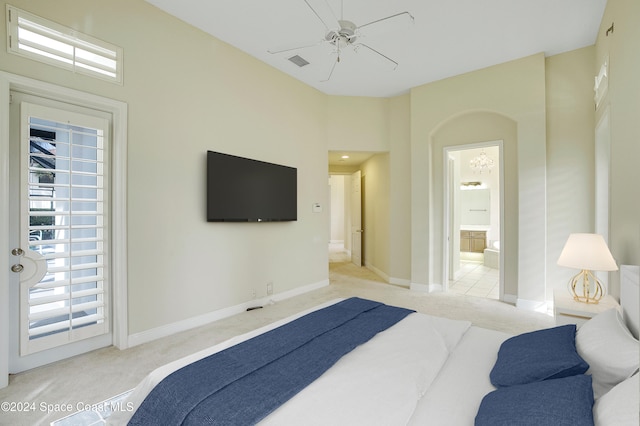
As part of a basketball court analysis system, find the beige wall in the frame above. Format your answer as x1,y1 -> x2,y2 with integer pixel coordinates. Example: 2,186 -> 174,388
0,0 -> 329,335
327,96 -> 389,152
329,175 -> 346,243
410,54 -> 548,307
2,0 -> 637,348
388,94 -> 412,284
361,153 -> 391,279
545,47 -> 596,299
595,0 -> 640,295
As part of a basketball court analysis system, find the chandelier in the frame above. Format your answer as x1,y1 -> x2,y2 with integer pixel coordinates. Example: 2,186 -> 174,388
469,150 -> 495,173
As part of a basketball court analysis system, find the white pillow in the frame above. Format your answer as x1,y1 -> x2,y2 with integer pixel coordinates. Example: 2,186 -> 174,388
576,308 -> 639,399
593,373 -> 639,426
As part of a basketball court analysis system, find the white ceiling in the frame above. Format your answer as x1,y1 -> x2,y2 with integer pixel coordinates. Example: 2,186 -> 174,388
146,0 -> 607,98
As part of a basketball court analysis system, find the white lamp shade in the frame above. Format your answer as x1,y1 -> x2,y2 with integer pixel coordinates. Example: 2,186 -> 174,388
557,233 -> 618,271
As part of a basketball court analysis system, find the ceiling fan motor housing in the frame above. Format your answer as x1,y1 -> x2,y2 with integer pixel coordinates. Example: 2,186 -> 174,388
326,20 -> 357,47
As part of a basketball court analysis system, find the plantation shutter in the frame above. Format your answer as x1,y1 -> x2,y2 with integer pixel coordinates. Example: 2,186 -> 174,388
7,5 -> 123,83
21,102 -> 110,355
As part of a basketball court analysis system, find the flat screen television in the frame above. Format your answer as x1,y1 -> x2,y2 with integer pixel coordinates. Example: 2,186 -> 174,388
207,151 -> 297,222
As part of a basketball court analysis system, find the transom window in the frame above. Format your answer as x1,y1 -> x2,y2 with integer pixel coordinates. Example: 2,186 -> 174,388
6,5 -> 123,84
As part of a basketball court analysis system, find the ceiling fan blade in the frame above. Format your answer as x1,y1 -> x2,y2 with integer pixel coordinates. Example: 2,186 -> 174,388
304,0 -> 340,32
267,39 -> 324,55
354,43 -> 398,71
357,11 -> 415,37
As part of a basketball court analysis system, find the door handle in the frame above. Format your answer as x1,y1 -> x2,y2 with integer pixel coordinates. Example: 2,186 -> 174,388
10,249 -> 47,284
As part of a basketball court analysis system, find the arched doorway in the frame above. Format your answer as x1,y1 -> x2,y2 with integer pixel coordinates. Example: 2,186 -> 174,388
430,110 -> 518,303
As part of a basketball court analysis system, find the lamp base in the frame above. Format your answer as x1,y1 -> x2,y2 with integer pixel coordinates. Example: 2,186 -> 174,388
568,269 -> 604,304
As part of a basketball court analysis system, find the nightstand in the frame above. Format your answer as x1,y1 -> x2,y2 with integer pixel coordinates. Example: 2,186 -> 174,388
553,289 -> 620,327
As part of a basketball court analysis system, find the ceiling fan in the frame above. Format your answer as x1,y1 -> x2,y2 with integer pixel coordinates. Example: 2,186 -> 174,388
268,0 -> 414,81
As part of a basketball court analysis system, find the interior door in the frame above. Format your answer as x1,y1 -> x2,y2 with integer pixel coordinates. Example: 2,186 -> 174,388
8,92 -> 112,373
445,153 -> 459,286
350,170 -> 363,267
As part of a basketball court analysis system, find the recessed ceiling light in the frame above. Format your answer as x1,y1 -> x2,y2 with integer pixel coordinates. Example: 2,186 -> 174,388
341,155 -> 350,159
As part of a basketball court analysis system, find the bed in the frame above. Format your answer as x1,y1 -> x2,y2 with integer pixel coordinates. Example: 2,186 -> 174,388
108,267 -> 640,426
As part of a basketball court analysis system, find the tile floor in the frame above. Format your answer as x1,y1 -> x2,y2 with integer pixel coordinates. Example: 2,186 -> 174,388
449,260 -> 500,300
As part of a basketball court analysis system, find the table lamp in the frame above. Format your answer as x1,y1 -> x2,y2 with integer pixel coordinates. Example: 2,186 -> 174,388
557,233 -> 618,304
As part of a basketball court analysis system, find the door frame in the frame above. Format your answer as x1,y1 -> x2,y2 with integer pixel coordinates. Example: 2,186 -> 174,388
350,170 -> 363,267
0,72 -> 129,388
442,141 -> 504,299
594,106 -> 611,289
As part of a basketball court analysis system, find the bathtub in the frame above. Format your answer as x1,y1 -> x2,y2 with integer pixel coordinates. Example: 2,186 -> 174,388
483,241 -> 500,269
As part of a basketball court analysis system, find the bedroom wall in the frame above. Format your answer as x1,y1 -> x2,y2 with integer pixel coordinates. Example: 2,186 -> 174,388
360,153 -> 391,280
545,46 -> 596,301
1,0 -> 632,352
0,0 -> 330,336
410,53 -> 548,309
595,0 -> 640,296
327,96 -> 389,152
329,175 -> 346,243
388,94 -> 412,285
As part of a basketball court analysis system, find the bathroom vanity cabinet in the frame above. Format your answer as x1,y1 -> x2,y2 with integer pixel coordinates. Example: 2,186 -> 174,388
460,230 -> 486,253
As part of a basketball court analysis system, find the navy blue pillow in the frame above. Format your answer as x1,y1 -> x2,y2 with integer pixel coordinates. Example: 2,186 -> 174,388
475,375 -> 595,426
490,324 -> 589,387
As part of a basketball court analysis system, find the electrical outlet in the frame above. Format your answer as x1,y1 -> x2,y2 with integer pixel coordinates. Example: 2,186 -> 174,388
266,281 -> 273,295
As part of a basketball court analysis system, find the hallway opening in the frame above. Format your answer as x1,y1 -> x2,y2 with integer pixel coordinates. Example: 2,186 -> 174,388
329,174 -> 352,263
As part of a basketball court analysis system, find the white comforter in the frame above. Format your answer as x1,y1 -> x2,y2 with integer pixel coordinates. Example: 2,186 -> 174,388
109,299 -> 510,425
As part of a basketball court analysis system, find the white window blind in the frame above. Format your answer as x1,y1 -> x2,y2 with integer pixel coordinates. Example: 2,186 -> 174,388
21,104 -> 110,355
6,5 -> 123,84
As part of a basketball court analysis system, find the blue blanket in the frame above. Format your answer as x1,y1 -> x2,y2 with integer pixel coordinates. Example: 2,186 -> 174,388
129,297 -> 414,425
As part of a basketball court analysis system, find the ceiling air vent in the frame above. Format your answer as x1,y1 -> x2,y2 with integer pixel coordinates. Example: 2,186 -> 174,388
288,55 -> 309,67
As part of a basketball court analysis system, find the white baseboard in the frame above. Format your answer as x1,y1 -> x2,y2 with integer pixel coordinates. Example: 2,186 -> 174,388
389,277 -> 411,288
268,279 -> 329,303
362,262 -> 411,289
410,283 -> 429,292
429,283 -> 444,292
364,262 -> 389,283
410,282 -> 443,293
127,279 -> 330,348
502,293 -> 517,304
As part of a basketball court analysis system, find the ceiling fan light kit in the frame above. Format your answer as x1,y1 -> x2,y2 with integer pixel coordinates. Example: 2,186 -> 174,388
268,0 -> 413,82
325,20 -> 357,47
